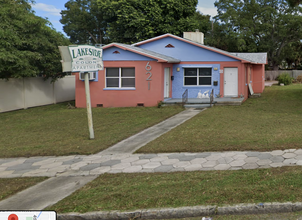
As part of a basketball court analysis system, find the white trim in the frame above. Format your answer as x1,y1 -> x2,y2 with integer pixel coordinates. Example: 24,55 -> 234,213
164,68 -> 170,98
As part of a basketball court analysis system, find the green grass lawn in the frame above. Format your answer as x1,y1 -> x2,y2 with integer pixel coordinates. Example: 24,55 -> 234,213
49,166 -> 302,213
0,103 -> 183,158
137,84 -> 302,153
0,177 -> 48,201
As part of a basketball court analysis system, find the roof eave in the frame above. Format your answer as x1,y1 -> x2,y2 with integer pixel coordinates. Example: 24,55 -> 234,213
167,61 -> 181,63
102,43 -> 117,50
135,34 -> 251,63
104,43 -> 179,63
132,34 -> 173,46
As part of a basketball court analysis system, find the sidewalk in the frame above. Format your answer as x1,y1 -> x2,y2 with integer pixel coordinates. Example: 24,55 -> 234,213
1,107 -> 302,212
0,149 -> 301,178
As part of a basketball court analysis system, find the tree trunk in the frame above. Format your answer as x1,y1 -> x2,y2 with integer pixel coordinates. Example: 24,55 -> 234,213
273,64 -> 279,70
271,58 -> 279,70
87,30 -> 98,44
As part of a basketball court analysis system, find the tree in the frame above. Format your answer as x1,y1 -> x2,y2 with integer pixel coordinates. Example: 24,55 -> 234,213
0,0 -> 70,80
287,0 -> 302,6
214,0 -> 302,70
280,41 -> 302,69
191,11 -> 211,35
61,0 -> 211,44
97,0 -> 200,43
205,21 -> 247,52
60,0 -> 107,44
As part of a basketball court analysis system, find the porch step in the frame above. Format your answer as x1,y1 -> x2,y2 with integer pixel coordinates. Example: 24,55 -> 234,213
249,93 -> 261,98
183,104 -> 212,109
163,98 -> 244,106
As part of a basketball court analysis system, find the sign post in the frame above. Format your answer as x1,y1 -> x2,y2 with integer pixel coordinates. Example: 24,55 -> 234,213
84,72 -> 94,139
59,45 -> 103,140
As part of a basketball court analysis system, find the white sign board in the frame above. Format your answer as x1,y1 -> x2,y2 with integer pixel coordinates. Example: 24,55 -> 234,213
68,45 -> 103,72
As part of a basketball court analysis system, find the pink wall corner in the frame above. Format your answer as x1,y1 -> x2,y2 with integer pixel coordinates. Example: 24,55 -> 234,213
243,64 -> 249,101
252,64 -> 265,93
219,70 -> 224,97
262,64 -> 265,91
237,63 -> 245,97
75,61 -> 168,108
216,62 -> 246,98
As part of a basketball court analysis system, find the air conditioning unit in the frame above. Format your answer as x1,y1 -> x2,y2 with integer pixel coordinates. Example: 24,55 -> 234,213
79,72 -> 97,81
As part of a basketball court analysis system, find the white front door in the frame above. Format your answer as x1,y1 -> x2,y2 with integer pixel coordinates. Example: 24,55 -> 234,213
164,68 -> 170,98
224,67 -> 238,97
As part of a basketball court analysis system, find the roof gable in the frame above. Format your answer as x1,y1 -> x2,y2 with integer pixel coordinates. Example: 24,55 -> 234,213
134,36 -> 240,62
133,34 -> 263,63
103,43 -> 180,63
103,45 -> 156,61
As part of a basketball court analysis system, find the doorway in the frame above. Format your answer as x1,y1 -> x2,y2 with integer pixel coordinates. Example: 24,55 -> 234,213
224,67 -> 238,97
164,68 -> 170,98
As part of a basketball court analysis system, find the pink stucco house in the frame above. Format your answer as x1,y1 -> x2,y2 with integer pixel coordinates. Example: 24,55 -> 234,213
75,32 -> 267,108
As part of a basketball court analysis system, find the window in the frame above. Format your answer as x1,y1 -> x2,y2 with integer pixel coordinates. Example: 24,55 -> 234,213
106,67 -> 135,88
184,68 -> 212,86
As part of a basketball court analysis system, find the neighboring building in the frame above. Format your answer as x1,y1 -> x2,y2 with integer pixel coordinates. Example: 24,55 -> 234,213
75,32 -> 267,108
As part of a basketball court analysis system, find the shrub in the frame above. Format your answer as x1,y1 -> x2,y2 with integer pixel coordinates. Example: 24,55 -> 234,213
277,73 -> 294,85
157,101 -> 163,108
297,75 -> 302,83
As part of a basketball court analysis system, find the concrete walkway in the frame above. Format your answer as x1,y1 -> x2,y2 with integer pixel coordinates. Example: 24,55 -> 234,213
1,107 -> 302,212
0,149 -> 302,178
0,176 -> 97,210
265,80 -> 279,87
99,108 -> 203,155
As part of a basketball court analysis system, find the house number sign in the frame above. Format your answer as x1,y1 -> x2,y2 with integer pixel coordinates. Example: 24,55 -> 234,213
145,62 -> 152,81
145,62 -> 152,90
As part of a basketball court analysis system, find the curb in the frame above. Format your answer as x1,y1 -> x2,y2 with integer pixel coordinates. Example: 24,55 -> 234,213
57,202 -> 302,220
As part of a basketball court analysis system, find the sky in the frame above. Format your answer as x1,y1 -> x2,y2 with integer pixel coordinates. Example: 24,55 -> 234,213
31,0 -> 218,35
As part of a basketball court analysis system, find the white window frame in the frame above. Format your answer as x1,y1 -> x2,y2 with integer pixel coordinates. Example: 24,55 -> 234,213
183,68 -> 212,86
105,67 -> 135,88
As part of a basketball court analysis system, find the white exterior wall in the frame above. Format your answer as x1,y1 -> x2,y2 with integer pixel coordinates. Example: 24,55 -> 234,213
0,76 -> 75,113
54,76 -> 76,103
